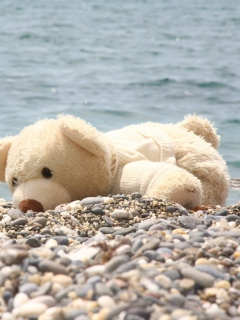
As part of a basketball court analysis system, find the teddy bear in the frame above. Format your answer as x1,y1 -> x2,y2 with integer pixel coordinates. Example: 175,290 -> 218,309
0,114 -> 230,213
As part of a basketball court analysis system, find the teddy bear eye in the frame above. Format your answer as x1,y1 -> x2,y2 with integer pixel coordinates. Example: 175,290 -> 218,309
42,167 -> 52,179
12,177 -> 18,188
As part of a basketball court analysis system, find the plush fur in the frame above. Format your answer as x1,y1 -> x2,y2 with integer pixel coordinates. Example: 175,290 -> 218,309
0,115 -> 230,212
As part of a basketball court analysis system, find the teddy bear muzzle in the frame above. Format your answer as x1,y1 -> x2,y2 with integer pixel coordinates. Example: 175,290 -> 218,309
19,199 -> 44,213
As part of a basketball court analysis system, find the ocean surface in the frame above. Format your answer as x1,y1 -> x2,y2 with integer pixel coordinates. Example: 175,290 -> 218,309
0,0 -> 239,205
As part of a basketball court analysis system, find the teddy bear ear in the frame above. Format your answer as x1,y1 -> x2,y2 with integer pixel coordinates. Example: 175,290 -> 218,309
0,136 -> 14,182
58,115 -> 108,157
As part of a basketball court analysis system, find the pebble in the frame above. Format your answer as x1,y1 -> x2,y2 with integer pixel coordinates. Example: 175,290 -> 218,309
178,216 -> 203,229
0,195 -> 239,320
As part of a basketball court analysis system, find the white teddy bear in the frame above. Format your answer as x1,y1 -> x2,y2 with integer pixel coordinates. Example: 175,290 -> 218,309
0,114 -> 230,212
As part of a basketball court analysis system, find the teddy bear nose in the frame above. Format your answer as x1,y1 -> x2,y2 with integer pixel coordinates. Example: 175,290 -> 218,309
19,199 -> 44,213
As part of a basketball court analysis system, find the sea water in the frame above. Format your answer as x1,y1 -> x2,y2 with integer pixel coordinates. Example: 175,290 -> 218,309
0,0 -> 239,205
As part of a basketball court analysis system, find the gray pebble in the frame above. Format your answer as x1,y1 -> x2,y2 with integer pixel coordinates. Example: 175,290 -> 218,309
98,227 -> 115,234
112,226 -> 136,236
194,265 -> 228,280
19,282 -> 39,295
166,206 -> 177,213
180,266 -> 215,287
80,197 -> 104,206
29,217 -> 48,227
7,208 -> 24,220
103,215 -> 114,226
105,254 -> 130,273
53,236 -> 69,246
38,259 -> 68,275
138,218 -> 157,230
178,216 -> 203,229
11,218 -> 28,226
215,208 -> 229,216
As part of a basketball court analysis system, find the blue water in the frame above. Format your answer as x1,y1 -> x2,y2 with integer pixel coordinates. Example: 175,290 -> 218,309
0,0 -> 239,205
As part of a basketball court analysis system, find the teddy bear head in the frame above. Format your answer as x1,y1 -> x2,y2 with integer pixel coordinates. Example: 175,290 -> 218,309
0,115 -> 113,212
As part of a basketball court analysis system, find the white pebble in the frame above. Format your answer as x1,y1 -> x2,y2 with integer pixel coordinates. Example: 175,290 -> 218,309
228,221 -> 236,228
13,302 -> 47,317
84,265 -> 105,277
1,312 -> 16,320
13,292 -> 29,308
103,197 -> 115,204
97,295 -> 116,308
45,239 -> 58,249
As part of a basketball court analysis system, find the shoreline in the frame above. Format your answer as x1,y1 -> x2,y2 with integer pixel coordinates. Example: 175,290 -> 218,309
1,194 -> 240,320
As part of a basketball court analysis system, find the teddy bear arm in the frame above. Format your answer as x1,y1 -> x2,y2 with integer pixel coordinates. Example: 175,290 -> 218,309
111,161 -> 202,209
146,164 -> 203,209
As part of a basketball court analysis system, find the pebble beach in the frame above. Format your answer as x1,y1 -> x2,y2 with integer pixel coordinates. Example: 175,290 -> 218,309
1,194 -> 240,320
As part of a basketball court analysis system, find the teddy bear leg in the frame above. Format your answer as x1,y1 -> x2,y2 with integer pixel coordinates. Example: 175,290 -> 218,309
147,167 -> 203,209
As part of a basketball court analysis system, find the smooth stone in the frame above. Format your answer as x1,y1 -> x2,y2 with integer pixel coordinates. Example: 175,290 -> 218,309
1,312 -> 15,320
80,197 -> 104,206
114,261 -> 138,274
45,239 -> 58,249
95,283 -> 113,297
138,218 -> 157,230
149,223 -> 167,231
103,197 -> 115,204
226,215 -> 239,222
204,216 -> 212,227
178,216 -> 202,229
84,265 -> 105,277
155,274 -> 172,289
215,208 -> 229,216
97,295 -> 116,308
166,205 -> 177,213
12,301 -> 48,317
98,227 -> 115,234
194,265 -> 228,280
19,282 -> 39,295
91,207 -> 104,215
166,293 -> 185,307
11,218 -> 28,226
53,236 -> 69,246
52,274 -> 73,287
8,208 -> 24,220
38,259 -> 68,275
13,292 -> 29,308
179,278 -> 195,291
103,216 -> 114,226
132,238 -> 143,254
110,210 -> 132,220
164,269 -> 181,281
26,237 -> 41,248
104,254 -> 130,273
180,266 -> 215,288
29,217 -> 48,227
131,192 -> 142,199
112,226 -> 136,236
30,295 -> 56,307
